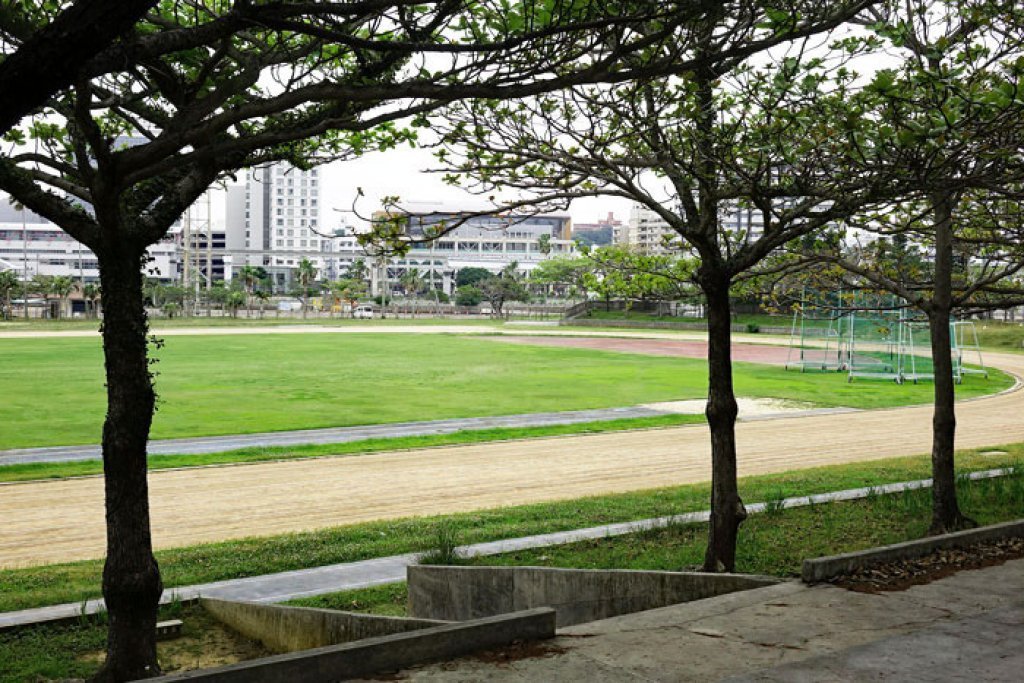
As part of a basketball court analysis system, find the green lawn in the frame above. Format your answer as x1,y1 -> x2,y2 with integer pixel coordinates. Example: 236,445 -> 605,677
1,444 -> 1021,613
0,333 -> 1010,450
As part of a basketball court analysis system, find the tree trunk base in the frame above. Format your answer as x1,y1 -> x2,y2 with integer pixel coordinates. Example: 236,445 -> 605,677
928,512 -> 978,536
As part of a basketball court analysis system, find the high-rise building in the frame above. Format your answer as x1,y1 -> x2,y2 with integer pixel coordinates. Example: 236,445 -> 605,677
621,202 -> 768,255
239,163 -> 326,287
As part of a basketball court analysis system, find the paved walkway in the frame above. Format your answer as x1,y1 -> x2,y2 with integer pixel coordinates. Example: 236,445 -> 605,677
390,556 -> 1024,682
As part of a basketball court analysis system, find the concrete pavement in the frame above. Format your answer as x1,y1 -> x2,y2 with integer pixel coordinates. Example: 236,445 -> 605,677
388,556 -> 1024,682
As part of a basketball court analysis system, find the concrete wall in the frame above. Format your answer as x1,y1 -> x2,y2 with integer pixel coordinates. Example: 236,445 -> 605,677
408,565 -> 780,627
802,518 -> 1024,583
151,608 -> 556,683
201,598 -> 447,653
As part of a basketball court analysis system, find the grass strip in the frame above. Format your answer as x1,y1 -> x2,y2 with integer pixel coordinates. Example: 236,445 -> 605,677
290,469 -> 1024,616
1,445 -> 1022,614
0,414 -> 704,483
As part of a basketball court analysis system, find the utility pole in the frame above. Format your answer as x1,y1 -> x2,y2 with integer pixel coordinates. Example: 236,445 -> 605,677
206,191 -> 213,317
182,204 -> 191,317
20,203 -> 28,319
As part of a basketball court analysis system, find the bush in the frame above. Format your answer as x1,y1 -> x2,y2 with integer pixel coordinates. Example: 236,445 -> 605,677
455,286 -> 483,307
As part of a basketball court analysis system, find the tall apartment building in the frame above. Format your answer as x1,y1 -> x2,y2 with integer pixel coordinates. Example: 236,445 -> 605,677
238,163 -> 329,288
621,203 -> 767,255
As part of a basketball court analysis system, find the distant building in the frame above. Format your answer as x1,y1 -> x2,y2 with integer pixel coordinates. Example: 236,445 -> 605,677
620,202 -> 768,255
375,208 -> 576,294
0,201 -> 176,284
571,212 -> 620,246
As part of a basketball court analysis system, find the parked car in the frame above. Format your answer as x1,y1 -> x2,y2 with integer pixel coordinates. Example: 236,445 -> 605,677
353,305 -> 375,319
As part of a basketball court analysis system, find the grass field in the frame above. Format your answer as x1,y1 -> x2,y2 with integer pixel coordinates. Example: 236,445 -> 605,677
0,333 -> 1010,450
1,444 -> 1020,613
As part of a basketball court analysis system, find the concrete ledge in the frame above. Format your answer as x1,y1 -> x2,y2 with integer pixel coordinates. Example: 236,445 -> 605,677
802,518 -> 1024,583
201,598 -> 448,653
148,607 -> 555,682
408,565 -> 780,627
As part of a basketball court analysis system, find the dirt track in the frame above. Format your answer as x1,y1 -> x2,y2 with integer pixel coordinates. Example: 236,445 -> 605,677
1,337 -> 1022,569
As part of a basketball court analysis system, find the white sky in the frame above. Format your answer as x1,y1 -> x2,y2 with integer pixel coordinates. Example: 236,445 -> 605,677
317,145 -> 630,230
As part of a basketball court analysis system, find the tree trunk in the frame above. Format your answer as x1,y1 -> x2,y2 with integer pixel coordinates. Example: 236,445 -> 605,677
927,193 -> 974,534
92,244 -> 163,682
702,278 -> 747,572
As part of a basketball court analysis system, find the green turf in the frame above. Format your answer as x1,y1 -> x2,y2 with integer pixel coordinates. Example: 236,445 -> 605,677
1,445 -> 1020,613
0,414 -> 704,483
0,333 -> 1010,450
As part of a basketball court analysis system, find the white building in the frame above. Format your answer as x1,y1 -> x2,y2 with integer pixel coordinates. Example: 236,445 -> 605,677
234,163 -> 352,290
0,202 -> 176,283
382,207 -> 577,295
621,203 -> 767,255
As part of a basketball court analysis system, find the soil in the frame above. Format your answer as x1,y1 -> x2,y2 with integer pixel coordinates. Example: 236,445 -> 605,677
831,537 -> 1024,593
76,606 -> 271,675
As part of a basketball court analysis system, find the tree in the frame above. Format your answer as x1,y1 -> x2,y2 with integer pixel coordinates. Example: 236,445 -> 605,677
30,274 -> 53,317
436,1 -> 885,571
479,262 -> 529,318
332,277 -> 367,317
295,258 -> 318,320
806,0 -> 1024,534
0,270 -> 18,319
0,3 -> 841,678
82,282 -> 101,318
529,256 -> 593,300
238,265 -> 262,318
400,268 -> 426,299
49,274 -> 75,319
224,289 -> 246,318
582,246 -> 697,307
455,267 -> 492,288
0,0 -> 159,134
455,285 -> 483,307
253,288 -> 270,318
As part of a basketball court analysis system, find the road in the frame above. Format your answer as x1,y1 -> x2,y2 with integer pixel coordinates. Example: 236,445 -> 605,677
0,336 -> 1020,569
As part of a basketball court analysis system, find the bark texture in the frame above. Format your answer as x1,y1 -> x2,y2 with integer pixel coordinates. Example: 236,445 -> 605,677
701,278 -> 748,572
91,242 -> 162,682
927,193 -> 975,535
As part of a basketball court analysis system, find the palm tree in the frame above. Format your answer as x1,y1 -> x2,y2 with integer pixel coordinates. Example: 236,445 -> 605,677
30,274 -> 52,318
239,265 -> 261,317
253,289 -> 270,318
82,283 -> 101,318
50,275 -> 75,319
295,258 -> 317,319
0,270 -> 18,320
